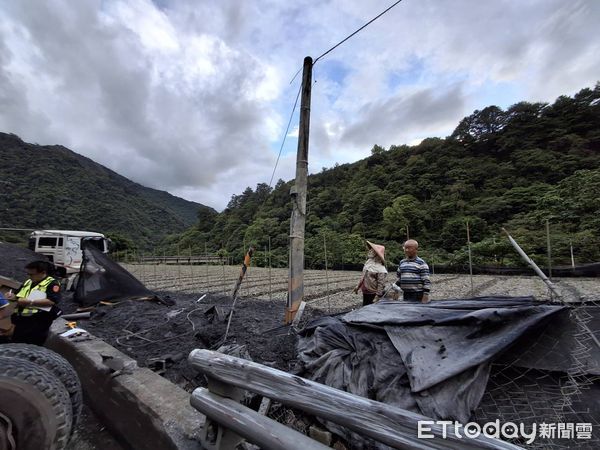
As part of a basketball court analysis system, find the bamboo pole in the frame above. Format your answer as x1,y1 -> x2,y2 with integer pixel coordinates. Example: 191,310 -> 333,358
502,228 -> 560,298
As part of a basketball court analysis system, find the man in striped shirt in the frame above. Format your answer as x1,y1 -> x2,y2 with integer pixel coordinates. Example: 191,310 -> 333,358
395,239 -> 431,303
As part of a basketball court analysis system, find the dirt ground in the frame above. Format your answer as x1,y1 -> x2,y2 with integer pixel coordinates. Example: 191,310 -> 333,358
2,242 -> 598,448
61,290 -> 314,392
67,404 -> 125,450
59,269 -> 600,393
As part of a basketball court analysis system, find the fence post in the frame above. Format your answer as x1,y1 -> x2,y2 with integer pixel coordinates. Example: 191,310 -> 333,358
324,234 -> 330,313
268,236 -> 272,302
205,242 -> 210,294
546,219 -> 552,281
177,243 -> 181,286
570,240 -> 575,269
189,246 -> 193,289
467,221 -> 474,296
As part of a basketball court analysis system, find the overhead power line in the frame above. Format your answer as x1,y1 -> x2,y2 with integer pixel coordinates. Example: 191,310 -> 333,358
275,0 -> 405,189
314,0 -> 405,64
268,84 -> 302,189
289,0 -> 404,84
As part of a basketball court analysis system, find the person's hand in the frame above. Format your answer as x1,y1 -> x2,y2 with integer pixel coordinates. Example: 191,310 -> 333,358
353,287 -> 359,294
421,294 -> 430,304
17,298 -> 33,307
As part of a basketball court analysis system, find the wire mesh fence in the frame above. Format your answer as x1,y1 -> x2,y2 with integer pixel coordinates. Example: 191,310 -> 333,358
467,290 -> 600,449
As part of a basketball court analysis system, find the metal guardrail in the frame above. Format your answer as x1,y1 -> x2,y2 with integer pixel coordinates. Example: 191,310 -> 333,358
188,349 -> 521,450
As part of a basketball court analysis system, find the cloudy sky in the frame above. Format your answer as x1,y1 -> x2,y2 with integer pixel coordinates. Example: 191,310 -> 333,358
1,0 -> 599,210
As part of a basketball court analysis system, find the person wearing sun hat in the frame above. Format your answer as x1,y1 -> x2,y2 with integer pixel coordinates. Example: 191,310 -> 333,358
353,240 -> 388,306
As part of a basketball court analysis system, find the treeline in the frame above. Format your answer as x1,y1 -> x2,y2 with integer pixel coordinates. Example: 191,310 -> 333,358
162,84 -> 599,269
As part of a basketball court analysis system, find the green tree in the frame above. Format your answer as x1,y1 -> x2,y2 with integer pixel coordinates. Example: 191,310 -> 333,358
382,195 -> 423,238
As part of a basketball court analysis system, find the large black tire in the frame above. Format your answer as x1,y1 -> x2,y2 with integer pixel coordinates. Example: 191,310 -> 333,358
0,356 -> 72,450
0,344 -> 82,429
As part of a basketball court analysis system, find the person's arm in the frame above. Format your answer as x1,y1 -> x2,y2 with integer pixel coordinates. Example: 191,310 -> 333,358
375,272 -> 386,298
353,276 -> 364,294
420,262 -> 431,303
16,281 -> 61,308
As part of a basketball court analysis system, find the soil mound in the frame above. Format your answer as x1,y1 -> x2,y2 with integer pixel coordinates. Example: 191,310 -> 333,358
72,291 -> 308,391
0,242 -> 50,282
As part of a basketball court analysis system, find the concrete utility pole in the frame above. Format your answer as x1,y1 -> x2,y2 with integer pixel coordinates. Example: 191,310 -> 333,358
286,56 -> 313,324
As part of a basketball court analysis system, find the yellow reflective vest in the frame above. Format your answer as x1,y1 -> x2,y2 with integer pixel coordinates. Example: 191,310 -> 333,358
16,276 -> 58,316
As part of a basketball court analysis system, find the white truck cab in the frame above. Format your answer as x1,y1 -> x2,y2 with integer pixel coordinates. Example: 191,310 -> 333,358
28,230 -> 109,276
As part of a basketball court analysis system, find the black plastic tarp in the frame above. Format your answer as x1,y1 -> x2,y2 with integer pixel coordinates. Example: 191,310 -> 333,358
296,297 -> 567,447
74,239 -> 160,306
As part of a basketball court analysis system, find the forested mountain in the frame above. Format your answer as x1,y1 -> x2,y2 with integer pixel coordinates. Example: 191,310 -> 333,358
162,84 -> 600,269
0,133 -> 213,248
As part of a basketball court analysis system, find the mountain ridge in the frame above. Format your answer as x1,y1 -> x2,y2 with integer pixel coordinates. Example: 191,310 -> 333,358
0,132 -> 214,249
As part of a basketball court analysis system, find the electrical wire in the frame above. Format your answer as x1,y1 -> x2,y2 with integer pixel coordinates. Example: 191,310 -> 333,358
314,0 -> 404,64
267,83 -> 302,189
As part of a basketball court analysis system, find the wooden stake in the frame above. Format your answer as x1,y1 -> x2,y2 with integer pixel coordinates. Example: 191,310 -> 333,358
268,236 -> 272,302
467,221 -> 474,296
205,241 -> 210,294
546,219 -> 552,281
570,240 -> 575,269
324,234 -> 330,313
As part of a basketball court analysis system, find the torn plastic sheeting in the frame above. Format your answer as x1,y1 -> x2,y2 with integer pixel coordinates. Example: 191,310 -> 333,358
297,297 -> 567,426
343,297 -> 566,392
75,240 -> 161,306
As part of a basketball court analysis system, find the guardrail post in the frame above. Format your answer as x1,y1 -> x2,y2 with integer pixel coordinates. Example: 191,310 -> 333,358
201,378 -> 245,450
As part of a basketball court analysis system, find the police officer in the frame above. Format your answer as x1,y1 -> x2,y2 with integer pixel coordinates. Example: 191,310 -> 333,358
5,260 -> 62,345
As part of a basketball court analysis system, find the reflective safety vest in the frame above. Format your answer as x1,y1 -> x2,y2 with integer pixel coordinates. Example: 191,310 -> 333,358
16,276 -> 58,316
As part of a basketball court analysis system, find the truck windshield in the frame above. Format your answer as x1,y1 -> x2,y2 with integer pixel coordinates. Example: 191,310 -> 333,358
85,238 -> 106,252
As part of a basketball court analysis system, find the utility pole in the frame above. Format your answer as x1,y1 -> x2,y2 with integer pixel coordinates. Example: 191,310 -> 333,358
286,56 -> 313,324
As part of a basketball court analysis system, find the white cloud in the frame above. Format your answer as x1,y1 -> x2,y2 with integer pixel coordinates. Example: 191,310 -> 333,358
0,0 -> 598,209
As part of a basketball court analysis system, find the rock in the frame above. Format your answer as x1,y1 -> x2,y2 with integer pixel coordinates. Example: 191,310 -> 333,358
309,425 -> 332,446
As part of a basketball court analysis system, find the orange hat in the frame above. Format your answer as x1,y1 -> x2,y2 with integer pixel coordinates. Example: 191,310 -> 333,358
366,240 -> 385,263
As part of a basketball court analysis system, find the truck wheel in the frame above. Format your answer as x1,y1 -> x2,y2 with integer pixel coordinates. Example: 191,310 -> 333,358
0,345 -> 82,429
0,356 -> 72,450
